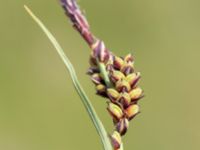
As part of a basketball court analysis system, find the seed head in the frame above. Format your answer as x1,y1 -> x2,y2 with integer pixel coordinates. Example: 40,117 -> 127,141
60,0 -> 144,149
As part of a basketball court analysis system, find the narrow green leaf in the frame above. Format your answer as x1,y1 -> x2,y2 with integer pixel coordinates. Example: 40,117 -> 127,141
24,5 -> 113,150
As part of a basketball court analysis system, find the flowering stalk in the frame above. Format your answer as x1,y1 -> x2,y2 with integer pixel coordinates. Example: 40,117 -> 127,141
60,0 -> 144,150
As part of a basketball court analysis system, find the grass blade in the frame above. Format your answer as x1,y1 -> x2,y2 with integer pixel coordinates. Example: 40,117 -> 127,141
24,5 -> 113,150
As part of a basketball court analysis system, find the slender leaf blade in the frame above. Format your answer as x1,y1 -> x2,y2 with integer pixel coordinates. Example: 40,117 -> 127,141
24,5 -> 113,150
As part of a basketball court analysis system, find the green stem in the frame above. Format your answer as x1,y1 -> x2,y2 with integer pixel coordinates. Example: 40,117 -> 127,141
98,61 -> 112,88
24,5 -> 113,150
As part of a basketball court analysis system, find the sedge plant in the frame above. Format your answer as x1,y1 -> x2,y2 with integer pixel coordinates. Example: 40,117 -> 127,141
25,0 -> 144,150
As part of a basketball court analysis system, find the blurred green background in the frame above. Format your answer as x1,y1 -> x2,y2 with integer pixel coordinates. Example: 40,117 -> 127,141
0,0 -> 200,150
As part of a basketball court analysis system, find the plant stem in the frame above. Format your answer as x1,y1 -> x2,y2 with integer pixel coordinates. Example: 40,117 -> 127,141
98,61 -> 112,88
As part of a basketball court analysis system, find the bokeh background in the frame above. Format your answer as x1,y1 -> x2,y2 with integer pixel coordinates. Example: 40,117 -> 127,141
1,0 -> 200,150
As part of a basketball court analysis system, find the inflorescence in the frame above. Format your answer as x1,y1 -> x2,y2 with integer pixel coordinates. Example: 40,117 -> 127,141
60,0 -> 144,149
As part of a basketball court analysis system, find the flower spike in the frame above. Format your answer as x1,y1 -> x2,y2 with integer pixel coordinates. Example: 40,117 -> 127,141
60,0 -> 144,149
